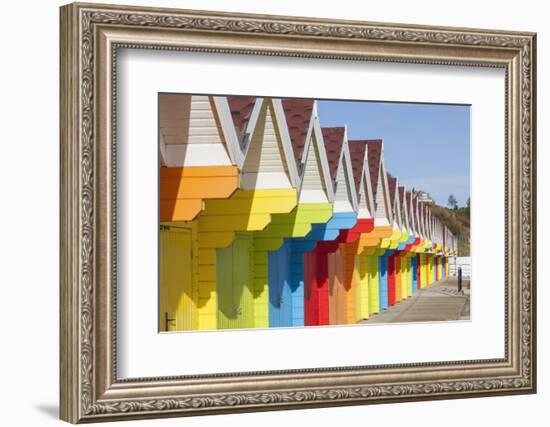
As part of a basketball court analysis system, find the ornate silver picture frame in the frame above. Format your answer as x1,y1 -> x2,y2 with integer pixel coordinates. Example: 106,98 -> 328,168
60,2 -> 536,423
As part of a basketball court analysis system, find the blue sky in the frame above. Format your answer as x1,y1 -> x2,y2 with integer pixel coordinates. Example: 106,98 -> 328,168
317,100 -> 470,207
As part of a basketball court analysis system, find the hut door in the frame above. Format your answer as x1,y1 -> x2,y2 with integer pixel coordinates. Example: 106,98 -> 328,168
328,251 -> 347,325
268,242 -> 292,327
217,233 -> 254,329
159,227 -> 195,332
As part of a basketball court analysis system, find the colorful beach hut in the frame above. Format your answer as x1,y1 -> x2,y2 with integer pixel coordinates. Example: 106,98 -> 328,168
159,94 -> 244,332
267,99 -> 335,328
215,97 -> 304,330
301,127 -> 360,326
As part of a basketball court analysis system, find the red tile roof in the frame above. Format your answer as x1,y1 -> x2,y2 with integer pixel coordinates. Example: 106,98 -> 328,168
398,186 -> 405,209
281,99 -> 314,164
348,140 -> 369,191
388,176 -> 397,208
405,190 -> 412,207
418,203 -> 430,233
365,140 -> 383,198
405,190 -> 412,225
227,96 -> 256,134
322,127 -> 346,181
422,205 -> 428,233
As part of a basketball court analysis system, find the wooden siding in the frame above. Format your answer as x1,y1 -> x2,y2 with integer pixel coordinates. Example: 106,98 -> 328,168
374,167 -> 390,223
160,166 -> 239,222
411,255 -> 420,294
160,95 -> 219,145
328,251 -> 347,325
157,96 -> 460,331
304,256 -> 327,325
268,241 -> 293,327
404,256 -> 412,298
357,179 -> 372,219
160,94 -> 233,167
308,218 -> 373,325
159,225 -> 197,331
367,255 -> 380,315
333,157 -> 354,212
379,255 -> 389,310
299,133 -> 330,203
357,254 -> 370,320
258,203 -> 333,327
241,101 -> 292,190
216,233 -> 255,329
341,245 -> 359,324
387,254 -> 396,306
303,249 -> 328,326
302,212 -> 357,326
196,188 -> 297,330
393,252 -> 404,303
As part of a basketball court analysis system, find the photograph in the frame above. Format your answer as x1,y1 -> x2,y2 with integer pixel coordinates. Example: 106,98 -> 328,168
158,94 -> 469,332
55,2 -> 536,423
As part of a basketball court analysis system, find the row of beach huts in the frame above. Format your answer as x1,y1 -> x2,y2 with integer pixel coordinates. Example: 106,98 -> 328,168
159,94 -> 457,331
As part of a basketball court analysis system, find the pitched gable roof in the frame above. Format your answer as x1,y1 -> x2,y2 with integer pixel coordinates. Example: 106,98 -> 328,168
349,139 -> 378,218
240,98 -> 299,189
421,202 -> 428,237
388,176 -> 397,208
399,186 -> 408,230
322,127 -> 346,181
406,190 -> 414,231
159,94 -> 238,167
227,96 -> 256,134
348,140 -> 369,190
281,99 -> 314,164
398,186 -> 405,208
365,140 -> 383,198
406,190 -> 412,209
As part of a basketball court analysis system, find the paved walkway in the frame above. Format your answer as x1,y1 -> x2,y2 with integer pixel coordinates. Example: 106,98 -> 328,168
360,276 -> 470,324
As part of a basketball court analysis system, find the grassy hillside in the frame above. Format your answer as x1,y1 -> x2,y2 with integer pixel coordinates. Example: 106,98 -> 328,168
428,204 -> 470,256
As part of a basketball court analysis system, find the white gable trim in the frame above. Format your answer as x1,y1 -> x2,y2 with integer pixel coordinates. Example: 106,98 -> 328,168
240,97 -> 262,155
341,128 -> 359,212
299,108 -> 315,168
379,157 -> 393,225
404,189 -> 411,234
297,115 -> 332,204
241,98 -> 299,188
310,104 -> 335,202
213,96 -> 246,168
409,191 -> 416,236
426,210 -> 433,241
422,203 -> 428,240
362,154 -> 376,218
270,99 -> 300,188
357,180 -> 370,219
393,177 -> 403,229
400,187 -> 410,233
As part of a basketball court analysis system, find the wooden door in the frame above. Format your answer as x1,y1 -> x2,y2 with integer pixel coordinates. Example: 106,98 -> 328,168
379,255 -> 388,310
412,255 -> 418,292
268,241 -> 292,327
328,251 -> 347,325
367,255 -> 380,315
395,254 -> 402,303
356,254 -> 369,321
159,227 -> 195,331
303,250 -> 318,326
387,254 -> 396,306
217,233 -> 254,329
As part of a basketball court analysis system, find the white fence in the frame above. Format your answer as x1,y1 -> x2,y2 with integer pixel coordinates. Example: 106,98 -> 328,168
449,256 -> 471,278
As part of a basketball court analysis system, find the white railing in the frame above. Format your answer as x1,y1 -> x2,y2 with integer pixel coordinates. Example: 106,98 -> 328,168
449,256 -> 471,278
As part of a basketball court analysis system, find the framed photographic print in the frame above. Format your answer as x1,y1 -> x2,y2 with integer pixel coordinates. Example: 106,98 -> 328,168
59,2 -> 537,423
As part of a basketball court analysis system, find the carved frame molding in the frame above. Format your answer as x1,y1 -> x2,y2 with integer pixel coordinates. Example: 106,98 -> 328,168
60,2 -> 536,423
